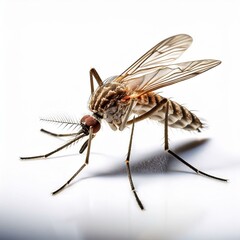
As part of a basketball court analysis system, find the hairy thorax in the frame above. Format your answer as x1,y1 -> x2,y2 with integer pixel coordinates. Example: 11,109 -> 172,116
89,82 -> 130,130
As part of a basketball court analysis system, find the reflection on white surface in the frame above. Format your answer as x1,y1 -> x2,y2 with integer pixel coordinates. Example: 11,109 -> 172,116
1,126 -> 239,240
1,0 -> 240,239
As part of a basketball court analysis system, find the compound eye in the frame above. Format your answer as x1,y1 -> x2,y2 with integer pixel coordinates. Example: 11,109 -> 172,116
81,115 -> 101,133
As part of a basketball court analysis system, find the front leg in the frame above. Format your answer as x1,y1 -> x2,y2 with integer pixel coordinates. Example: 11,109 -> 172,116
52,127 -> 94,194
40,129 -> 79,137
20,133 -> 86,160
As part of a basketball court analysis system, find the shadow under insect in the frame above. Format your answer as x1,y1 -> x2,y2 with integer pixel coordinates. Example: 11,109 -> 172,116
90,138 -> 210,178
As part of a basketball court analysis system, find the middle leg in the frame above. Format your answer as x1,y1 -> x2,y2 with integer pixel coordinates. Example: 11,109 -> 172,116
125,119 -> 144,210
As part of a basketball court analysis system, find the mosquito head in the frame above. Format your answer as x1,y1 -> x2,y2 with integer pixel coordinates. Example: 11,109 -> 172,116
80,114 -> 101,134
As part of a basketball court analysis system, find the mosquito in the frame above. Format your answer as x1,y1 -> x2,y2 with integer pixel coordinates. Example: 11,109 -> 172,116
21,34 -> 228,210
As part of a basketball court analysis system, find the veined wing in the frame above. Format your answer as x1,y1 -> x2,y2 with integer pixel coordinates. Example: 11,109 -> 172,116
123,59 -> 221,97
115,34 -> 193,82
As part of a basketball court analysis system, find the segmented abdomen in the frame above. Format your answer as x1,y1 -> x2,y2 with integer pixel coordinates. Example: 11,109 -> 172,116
132,92 -> 203,131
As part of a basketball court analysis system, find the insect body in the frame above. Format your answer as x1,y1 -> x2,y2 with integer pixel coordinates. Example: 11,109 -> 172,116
132,93 -> 203,131
21,34 -> 227,210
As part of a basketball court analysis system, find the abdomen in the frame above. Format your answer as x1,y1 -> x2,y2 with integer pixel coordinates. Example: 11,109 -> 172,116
132,92 -> 203,131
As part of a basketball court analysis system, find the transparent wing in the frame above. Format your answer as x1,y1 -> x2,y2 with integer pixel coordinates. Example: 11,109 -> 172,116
115,34 -> 193,82
123,59 -> 221,97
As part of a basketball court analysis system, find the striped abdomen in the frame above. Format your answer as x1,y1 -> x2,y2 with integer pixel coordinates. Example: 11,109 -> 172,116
132,92 -> 203,131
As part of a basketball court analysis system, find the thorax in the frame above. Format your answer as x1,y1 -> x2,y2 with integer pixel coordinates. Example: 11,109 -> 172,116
89,81 -> 131,130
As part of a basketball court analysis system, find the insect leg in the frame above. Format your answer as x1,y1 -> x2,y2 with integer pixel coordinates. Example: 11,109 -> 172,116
90,68 -> 103,94
163,100 -> 228,182
79,135 -> 95,154
119,99 -> 135,131
40,128 -> 79,137
52,127 -> 93,195
20,133 -> 85,160
125,119 -> 144,210
127,98 -> 167,125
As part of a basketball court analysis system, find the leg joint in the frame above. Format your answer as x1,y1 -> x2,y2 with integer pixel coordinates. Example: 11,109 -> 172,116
164,146 -> 169,152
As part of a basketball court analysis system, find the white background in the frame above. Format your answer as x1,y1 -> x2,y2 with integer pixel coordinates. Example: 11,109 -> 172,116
1,0 -> 240,239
